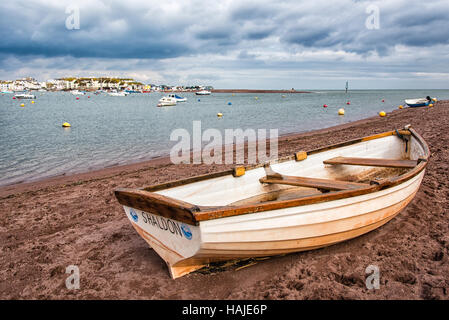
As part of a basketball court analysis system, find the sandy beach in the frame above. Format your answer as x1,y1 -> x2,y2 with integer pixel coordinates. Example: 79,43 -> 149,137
1,100 -> 448,300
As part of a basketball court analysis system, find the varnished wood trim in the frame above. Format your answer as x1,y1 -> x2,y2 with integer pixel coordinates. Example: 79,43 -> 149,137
114,188 -> 200,225
143,170 -> 233,192
323,157 -> 418,168
259,175 -> 370,191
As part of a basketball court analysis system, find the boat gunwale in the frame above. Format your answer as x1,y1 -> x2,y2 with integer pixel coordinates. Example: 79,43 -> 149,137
114,127 -> 429,225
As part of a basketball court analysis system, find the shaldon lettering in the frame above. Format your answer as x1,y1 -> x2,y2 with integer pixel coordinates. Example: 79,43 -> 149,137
141,211 -> 187,238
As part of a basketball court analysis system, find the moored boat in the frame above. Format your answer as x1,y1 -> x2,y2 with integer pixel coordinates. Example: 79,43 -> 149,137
157,96 -> 177,107
405,97 -> 435,107
167,94 -> 187,102
108,90 -> 129,96
114,126 -> 429,279
70,90 -> 86,95
195,90 -> 211,95
125,90 -> 141,94
14,93 -> 36,99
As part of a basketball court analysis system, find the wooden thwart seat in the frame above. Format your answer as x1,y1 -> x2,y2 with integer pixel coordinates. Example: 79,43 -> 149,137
260,166 -> 369,191
323,157 -> 417,169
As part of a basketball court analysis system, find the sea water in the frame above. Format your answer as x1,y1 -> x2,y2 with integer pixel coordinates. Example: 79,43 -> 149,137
0,89 -> 447,186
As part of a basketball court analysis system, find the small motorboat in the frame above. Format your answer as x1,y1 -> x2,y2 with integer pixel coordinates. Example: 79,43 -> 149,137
167,94 -> 187,102
14,93 -> 36,99
115,125 -> 429,279
405,97 -> 434,107
108,90 -> 129,97
70,90 -> 86,96
195,90 -> 211,95
157,96 -> 177,107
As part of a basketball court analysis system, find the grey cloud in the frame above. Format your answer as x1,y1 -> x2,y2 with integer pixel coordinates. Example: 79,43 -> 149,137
0,0 -> 449,88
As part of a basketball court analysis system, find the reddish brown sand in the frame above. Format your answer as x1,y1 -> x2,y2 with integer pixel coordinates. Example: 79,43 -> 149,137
1,101 -> 448,300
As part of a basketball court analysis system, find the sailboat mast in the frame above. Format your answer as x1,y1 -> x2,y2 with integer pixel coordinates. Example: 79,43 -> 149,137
345,81 -> 348,93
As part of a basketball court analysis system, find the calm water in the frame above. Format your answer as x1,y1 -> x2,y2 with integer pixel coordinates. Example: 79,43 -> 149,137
0,89 -> 447,186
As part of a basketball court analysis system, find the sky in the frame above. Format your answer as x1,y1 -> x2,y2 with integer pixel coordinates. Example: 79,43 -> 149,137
1,0 -> 449,89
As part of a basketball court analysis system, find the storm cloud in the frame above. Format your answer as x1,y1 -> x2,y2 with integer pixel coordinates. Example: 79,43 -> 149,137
1,0 -> 449,89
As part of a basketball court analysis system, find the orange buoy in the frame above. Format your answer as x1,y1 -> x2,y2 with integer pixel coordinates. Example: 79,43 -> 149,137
76,97 -> 79,100
323,104 -> 328,108
382,99 -> 385,102
346,101 -> 350,105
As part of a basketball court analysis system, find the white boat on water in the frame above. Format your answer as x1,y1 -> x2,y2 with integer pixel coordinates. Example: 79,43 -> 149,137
195,90 -> 211,95
115,125 -> 429,279
108,90 -> 129,97
167,94 -> 187,102
157,96 -> 177,107
14,93 -> 36,99
1,90 -> 14,94
70,90 -> 86,95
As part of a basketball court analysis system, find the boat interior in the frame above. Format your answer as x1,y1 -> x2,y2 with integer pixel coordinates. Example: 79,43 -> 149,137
149,129 -> 427,208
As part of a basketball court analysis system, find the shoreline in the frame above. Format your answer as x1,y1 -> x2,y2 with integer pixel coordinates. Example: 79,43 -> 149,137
0,106 -> 418,198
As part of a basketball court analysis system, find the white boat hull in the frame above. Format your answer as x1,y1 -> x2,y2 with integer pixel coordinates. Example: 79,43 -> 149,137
122,169 -> 423,278
195,90 -> 211,95
14,94 -> 36,99
117,128 -> 429,278
158,97 -> 177,107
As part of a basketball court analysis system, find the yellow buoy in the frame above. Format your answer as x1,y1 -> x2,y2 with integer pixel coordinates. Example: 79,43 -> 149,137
398,105 -> 403,109
428,104 -> 434,108
62,122 -> 71,127
20,103 -> 25,107
255,96 -> 258,100
31,101 -> 35,104
338,108 -> 345,115
379,111 -> 386,117
432,98 -> 437,102
217,113 -> 223,117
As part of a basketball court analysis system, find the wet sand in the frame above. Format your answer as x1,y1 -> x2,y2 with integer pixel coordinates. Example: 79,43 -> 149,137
1,101 -> 448,299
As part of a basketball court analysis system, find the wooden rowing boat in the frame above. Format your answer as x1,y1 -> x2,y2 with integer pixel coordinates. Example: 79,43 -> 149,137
114,125 -> 429,279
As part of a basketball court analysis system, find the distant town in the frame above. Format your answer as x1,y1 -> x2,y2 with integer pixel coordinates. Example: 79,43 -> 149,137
0,77 -> 214,92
